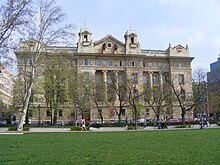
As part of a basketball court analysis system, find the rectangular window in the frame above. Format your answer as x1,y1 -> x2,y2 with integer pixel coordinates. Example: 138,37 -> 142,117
46,110 -> 51,117
143,75 -> 147,84
119,60 -> 124,67
162,63 -> 168,69
122,109 -> 126,115
132,73 -> 138,84
143,62 -> 147,68
131,61 -> 136,67
96,60 -> 102,66
178,74 -> 184,84
59,110 -> 63,117
108,60 -> 113,66
83,59 -> 89,65
107,71 -> 114,84
152,62 -> 158,68
153,75 -> 158,84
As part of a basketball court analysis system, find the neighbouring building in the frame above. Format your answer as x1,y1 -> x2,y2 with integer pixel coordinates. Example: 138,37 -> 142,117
207,56 -> 220,116
0,64 -> 13,106
15,28 -> 194,124
0,64 -> 13,121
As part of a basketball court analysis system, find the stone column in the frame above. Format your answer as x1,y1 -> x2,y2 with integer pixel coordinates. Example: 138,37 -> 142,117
148,72 -> 153,90
114,71 -> 119,101
148,72 -> 153,100
159,72 -> 163,92
102,70 -> 108,101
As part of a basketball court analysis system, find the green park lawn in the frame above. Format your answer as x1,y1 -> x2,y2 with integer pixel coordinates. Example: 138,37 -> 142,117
0,128 -> 220,165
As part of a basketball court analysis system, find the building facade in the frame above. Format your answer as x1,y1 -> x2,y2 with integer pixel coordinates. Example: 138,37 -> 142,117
16,28 -> 194,124
207,56 -> 220,115
0,64 -> 13,121
0,64 -> 13,105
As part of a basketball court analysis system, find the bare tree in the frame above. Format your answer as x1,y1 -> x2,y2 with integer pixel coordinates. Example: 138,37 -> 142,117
126,71 -> 147,129
166,68 -> 207,125
106,71 -> 127,123
192,67 -> 208,119
16,0 -> 75,131
0,0 -> 31,66
146,86 -> 171,123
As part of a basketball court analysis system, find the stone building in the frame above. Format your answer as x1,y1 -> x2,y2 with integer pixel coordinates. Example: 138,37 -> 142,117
15,28 -> 194,124
207,56 -> 220,115
0,64 -> 13,121
0,64 -> 13,105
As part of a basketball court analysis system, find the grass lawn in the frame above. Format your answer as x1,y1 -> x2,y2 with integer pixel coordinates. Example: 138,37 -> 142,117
0,128 -> 220,165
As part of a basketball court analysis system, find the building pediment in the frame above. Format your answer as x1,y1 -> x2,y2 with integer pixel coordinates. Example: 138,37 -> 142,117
94,35 -> 124,47
173,44 -> 185,52
93,35 -> 125,54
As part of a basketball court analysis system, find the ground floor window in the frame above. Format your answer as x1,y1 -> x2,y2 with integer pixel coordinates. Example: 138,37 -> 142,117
59,110 -> 63,117
46,110 -> 50,117
122,109 -> 125,115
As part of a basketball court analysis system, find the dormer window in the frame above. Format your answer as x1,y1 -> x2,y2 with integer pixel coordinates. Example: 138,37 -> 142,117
131,37 -> 134,44
83,35 -> 88,42
108,43 -> 112,48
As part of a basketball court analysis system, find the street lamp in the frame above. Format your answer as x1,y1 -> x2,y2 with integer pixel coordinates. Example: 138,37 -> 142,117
38,104 -> 41,127
75,103 -> 78,126
200,97 -> 203,129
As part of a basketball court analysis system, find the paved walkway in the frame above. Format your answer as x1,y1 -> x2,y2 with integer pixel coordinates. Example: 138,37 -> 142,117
0,124 -> 219,134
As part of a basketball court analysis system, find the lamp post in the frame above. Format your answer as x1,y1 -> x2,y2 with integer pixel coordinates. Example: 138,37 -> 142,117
200,97 -> 203,129
38,104 -> 41,127
75,103 -> 78,126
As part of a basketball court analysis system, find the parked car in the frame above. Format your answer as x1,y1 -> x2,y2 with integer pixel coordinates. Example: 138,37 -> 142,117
0,120 -> 7,125
138,118 -> 146,123
167,118 -> 181,123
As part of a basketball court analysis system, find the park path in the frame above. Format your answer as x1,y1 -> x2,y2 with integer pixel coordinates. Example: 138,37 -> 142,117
0,124 -> 219,134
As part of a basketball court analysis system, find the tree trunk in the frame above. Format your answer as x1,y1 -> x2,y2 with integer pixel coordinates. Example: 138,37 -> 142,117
53,109 -> 57,125
98,108 -> 103,123
118,113 -> 121,123
156,114 -> 160,123
118,109 -> 122,123
181,113 -> 185,125
17,65 -> 35,131
134,108 -> 138,129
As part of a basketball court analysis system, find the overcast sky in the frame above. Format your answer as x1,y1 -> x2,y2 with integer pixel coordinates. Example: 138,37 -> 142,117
56,0 -> 220,72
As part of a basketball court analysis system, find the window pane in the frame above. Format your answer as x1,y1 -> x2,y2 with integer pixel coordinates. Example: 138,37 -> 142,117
108,60 -> 113,66
96,60 -> 102,66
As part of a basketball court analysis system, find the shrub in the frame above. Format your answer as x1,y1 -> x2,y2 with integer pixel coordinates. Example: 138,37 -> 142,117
70,126 -> 81,131
8,125 -> 30,131
23,125 -> 30,131
8,125 -> 17,131
217,121 -> 220,126
175,125 -> 187,128
127,125 -> 135,130
187,124 -> 192,128
90,123 -> 125,128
